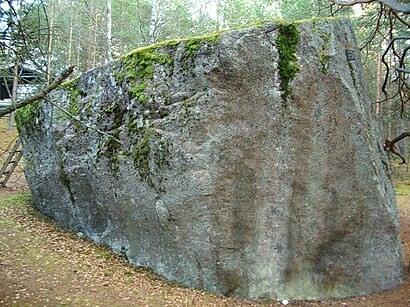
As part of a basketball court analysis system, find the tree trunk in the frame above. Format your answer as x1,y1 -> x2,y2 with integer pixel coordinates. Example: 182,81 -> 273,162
387,100 -> 392,138
387,53 -> 392,138
93,14 -> 99,67
76,33 -> 81,71
376,49 -> 381,114
47,0 -> 56,85
9,63 -> 19,132
106,0 -> 113,62
86,3 -> 94,70
67,17 -> 74,69
119,3 -> 124,52
148,0 -> 158,45
217,0 -> 225,30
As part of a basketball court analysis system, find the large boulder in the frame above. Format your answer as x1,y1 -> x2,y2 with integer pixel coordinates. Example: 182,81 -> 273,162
16,18 -> 404,300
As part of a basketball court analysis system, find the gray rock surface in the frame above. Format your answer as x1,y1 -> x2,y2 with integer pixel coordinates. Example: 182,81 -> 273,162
17,18 -> 404,300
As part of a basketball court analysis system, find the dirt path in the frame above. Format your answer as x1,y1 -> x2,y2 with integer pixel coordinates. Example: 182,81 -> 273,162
0,186 -> 409,307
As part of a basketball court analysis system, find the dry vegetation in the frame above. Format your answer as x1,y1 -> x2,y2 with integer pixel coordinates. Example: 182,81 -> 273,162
0,117 -> 409,306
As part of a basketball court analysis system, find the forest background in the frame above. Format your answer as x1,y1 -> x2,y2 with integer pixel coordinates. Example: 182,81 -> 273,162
0,0 -> 408,155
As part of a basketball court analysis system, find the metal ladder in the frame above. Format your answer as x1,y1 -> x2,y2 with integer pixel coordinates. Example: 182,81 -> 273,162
0,137 -> 23,187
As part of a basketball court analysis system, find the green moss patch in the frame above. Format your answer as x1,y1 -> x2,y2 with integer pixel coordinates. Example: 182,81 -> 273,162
15,100 -> 42,133
104,102 -> 126,129
61,76 -> 80,90
114,48 -> 175,103
319,48 -> 330,74
276,21 -> 299,102
98,130 -> 123,175
114,31 -> 223,104
311,24 -> 331,74
184,34 -> 221,56
128,125 -> 170,189
318,32 -> 330,74
61,77 -> 85,104
60,77 -> 86,120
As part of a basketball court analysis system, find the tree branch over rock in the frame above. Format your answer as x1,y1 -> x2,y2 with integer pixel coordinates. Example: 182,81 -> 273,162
0,66 -> 75,118
330,0 -> 409,114
330,0 -> 410,13
383,132 -> 410,164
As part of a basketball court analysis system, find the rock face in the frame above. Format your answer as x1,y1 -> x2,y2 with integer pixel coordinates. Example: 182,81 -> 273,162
17,18 -> 404,300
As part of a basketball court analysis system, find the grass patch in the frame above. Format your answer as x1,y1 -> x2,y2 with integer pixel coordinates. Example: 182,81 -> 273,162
0,192 -> 31,209
395,187 -> 410,196
393,165 -> 410,196
395,180 -> 410,196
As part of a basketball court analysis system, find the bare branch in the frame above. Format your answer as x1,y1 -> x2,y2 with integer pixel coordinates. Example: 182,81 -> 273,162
0,66 -> 75,118
381,37 -> 409,97
395,67 -> 410,74
398,45 -> 409,70
393,10 -> 410,27
384,132 -> 410,164
359,4 -> 384,51
330,0 -> 410,13
374,91 -> 401,104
